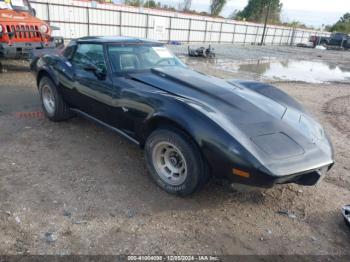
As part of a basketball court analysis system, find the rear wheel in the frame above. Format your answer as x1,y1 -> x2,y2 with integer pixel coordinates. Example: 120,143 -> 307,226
145,128 -> 209,196
39,76 -> 71,121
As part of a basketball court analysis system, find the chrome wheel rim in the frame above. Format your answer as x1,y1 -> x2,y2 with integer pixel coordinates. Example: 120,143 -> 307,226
42,84 -> 55,115
152,142 -> 188,186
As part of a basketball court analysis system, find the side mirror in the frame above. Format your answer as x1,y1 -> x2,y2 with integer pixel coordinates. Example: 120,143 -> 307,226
50,25 -> 61,31
84,64 -> 106,79
83,63 -> 98,72
31,8 -> 36,17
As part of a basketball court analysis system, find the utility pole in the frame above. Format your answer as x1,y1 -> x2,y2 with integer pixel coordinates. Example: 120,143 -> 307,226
317,24 -> 325,46
260,0 -> 271,46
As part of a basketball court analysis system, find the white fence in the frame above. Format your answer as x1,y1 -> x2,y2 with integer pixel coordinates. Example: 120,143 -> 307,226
30,0 -> 330,45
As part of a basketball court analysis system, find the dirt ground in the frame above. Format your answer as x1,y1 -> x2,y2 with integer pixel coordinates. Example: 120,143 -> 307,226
0,46 -> 350,256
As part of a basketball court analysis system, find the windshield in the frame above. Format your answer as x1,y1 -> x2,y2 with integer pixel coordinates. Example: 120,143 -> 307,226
0,0 -> 31,11
107,44 -> 185,73
0,0 -> 12,9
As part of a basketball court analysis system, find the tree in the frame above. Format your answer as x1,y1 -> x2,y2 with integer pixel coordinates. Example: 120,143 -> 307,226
227,9 -> 239,19
282,20 -> 314,30
181,0 -> 192,11
236,0 -> 282,24
339,13 -> 350,23
143,0 -> 158,8
329,13 -> 350,34
210,0 -> 227,16
124,0 -> 141,7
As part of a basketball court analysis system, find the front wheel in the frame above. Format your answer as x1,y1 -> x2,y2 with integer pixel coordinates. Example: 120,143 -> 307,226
39,76 -> 71,121
145,128 -> 209,196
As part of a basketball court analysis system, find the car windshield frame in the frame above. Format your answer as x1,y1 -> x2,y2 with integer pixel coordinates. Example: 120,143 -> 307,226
1,0 -> 31,12
0,0 -> 12,10
106,43 -> 186,75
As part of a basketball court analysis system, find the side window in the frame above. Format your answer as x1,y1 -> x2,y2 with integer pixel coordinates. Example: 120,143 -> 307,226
62,44 -> 76,59
72,44 -> 107,72
141,48 -> 160,65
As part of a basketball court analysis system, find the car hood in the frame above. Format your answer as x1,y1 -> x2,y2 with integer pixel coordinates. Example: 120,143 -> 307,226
0,9 -> 43,24
131,66 -> 287,123
130,66 -> 333,175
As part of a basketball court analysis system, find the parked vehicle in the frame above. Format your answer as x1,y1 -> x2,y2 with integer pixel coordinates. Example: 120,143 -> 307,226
0,0 -> 63,70
310,33 -> 350,49
188,45 -> 215,58
309,35 -> 329,47
327,33 -> 350,49
296,42 -> 314,48
31,36 -> 334,196
342,205 -> 350,228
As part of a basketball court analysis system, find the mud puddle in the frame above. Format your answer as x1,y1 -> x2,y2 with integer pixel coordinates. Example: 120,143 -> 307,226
182,57 -> 350,83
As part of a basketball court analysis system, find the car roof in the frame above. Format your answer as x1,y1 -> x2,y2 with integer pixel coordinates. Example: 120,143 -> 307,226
75,36 -> 163,45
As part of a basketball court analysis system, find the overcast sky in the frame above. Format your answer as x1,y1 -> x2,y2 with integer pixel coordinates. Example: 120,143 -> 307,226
161,0 -> 349,27
225,0 -> 350,13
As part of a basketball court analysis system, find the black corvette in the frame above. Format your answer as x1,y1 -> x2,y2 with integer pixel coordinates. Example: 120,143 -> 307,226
31,36 -> 334,196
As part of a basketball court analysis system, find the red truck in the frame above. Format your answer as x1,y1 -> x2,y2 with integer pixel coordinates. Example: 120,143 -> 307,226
0,0 -> 63,70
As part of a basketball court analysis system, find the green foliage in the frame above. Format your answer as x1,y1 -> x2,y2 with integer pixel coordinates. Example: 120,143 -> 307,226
181,0 -> 192,11
339,13 -> 350,23
210,0 -> 227,16
236,0 -> 282,24
227,9 -> 239,19
124,0 -> 141,7
329,13 -> 350,34
143,0 -> 158,8
282,20 -> 315,30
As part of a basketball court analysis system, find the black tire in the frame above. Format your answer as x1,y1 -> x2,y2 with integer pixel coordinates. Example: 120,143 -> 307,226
145,128 -> 209,196
39,76 -> 71,121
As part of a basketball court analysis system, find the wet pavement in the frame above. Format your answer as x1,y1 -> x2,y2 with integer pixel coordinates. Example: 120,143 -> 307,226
250,60 -> 350,83
170,44 -> 350,65
179,56 -> 350,83
171,44 -> 350,84
185,58 -> 350,83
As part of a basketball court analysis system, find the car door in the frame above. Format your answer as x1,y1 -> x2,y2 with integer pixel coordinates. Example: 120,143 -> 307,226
69,43 -> 115,124
106,45 -> 152,137
106,44 -> 179,138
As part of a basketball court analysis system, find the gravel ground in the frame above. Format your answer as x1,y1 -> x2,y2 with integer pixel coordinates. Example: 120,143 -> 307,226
0,46 -> 350,256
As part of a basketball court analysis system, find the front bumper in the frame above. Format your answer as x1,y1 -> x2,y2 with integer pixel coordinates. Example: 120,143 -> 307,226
270,164 -> 333,186
0,40 -> 61,59
223,162 -> 334,189
342,205 -> 350,228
